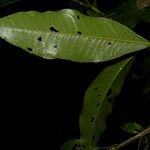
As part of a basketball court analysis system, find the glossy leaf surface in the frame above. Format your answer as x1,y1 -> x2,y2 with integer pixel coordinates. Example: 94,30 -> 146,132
79,58 -> 134,146
0,9 -> 149,62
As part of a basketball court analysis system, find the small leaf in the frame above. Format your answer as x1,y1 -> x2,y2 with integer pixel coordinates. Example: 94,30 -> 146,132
79,57 -> 134,146
0,9 -> 149,62
121,122 -> 144,134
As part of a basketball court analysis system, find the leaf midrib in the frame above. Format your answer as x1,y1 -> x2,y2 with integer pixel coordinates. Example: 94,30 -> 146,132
89,59 -> 131,144
1,26 -> 150,46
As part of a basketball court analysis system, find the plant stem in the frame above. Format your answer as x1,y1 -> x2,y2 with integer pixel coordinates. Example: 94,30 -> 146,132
114,127 -> 150,150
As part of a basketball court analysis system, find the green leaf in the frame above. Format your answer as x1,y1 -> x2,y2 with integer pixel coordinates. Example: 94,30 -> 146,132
0,9 -> 149,62
121,122 -> 144,134
79,57 -> 134,146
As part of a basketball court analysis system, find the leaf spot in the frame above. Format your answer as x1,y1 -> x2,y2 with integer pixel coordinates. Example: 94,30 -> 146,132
107,88 -> 112,96
108,42 -> 112,45
37,37 -> 42,41
90,117 -> 94,122
27,47 -> 32,52
54,45 -> 57,48
97,94 -> 101,97
94,87 -> 98,91
49,26 -> 59,32
77,31 -> 82,35
77,15 -> 80,19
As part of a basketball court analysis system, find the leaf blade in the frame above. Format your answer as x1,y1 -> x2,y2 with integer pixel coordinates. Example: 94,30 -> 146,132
79,57 -> 134,146
121,122 -> 143,134
0,9 -> 149,62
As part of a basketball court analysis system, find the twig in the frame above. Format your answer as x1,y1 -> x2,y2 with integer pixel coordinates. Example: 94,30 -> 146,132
72,0 -> 105,16
137,135 -> 142,150
114,127 -> 150,150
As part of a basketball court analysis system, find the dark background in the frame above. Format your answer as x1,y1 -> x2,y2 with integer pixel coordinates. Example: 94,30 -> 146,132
0,0 -> 150,150
0,1 -> 103,149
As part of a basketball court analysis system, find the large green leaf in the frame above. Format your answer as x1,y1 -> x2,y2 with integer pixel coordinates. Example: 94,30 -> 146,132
79,57 -> 134,146
0,9 -> 149,62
